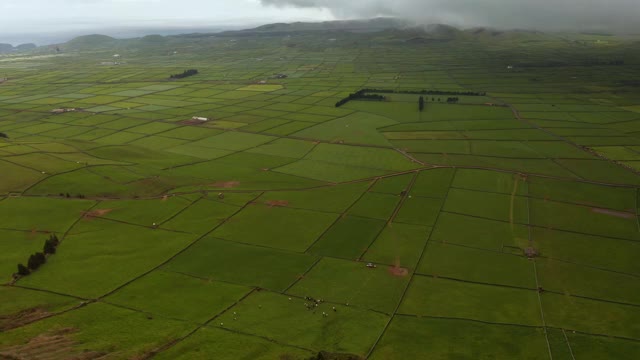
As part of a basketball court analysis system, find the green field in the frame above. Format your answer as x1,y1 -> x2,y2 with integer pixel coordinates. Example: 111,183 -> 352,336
1,21 -> 640,359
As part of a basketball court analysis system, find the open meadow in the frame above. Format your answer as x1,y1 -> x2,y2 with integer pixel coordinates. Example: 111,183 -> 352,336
1,26 -> 640,359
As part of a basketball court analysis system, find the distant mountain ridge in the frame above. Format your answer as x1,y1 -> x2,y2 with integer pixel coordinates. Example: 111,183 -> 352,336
247,18 -> 409,33
45,18 -> 603,52
0,43 -> 37,54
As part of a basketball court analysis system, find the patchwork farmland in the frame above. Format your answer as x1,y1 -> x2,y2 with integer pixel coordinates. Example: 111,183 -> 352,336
1,27 -> 640,359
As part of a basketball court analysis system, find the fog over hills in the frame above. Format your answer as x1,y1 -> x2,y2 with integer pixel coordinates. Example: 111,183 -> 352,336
261,0 -> 640,33
1,0 -> 638,45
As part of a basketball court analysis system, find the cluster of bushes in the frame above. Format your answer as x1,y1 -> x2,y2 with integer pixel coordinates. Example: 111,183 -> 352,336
446,97 -> 460,103
16,234 -> 60,276
0,132 -> 7,138
335,90 -> 386,107
170,69 -> 198,79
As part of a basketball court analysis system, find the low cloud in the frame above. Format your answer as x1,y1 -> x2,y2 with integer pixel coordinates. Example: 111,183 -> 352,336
261,0 -> 640,32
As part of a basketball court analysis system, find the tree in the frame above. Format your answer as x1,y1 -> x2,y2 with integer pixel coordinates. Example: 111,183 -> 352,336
28,252 -> 46,270
27,254 -> 39,269
17,263 -> 30,276
0,132 -> 7,138
419,96 -> 425,112
44,239 -> 57,254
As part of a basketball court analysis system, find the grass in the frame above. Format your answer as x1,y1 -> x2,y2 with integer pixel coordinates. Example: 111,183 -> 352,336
106,270 -> 251,322
530,198 -> 639,240
363,223 -> 429,269
211,204 -> 338,252
542,293 -> 640,339
399,276 -> 543,326
257,182 -> 369,213
0,197 -> 95,233
304,143 -> 418,172
288,257 -> 410,313
443,188 -> 529,224
164,237 -> 318,291
1,27 -> 640,358
153,326 -> 313,360
418,242 -> 537,288
348,192 -> 400,220
215,291 -> 389,356
394,196 -> 443,226
370,316 -> 549,359
19,219 -> 196,298
0,302 -> 195,358
536,257 -> 640,304
308,216 -> 387,259
531,227 -> 640,275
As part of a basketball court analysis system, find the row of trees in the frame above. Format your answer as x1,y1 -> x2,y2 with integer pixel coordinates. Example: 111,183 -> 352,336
170,69 -> 198,79
335,90 -> 386,107
418,95 -> 461,110
517,59 -> 624,68
359,88 -> 486,96
16,234 -> 60,276
59,193 -> 86,199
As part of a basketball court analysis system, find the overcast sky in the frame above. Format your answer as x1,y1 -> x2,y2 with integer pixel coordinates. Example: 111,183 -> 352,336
2,0 -> 639,44
0,0 -> 332,42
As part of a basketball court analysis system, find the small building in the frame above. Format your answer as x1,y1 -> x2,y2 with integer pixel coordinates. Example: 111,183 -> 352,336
191,116 -> 209,122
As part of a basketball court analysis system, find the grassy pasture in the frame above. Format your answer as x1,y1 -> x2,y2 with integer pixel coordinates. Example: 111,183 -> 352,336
164,237 -> 317,291
1,27 -> 640,359
215,291 -> 389,356
0,302 -> 194,359
363,222 -> 429,269
211,204 -> 338,252
106,270 -> 251,322
288,257 -> 410,313
308,216 -> 386,259
370,316 -> 549,359
153,326 -> 313,360
418,242 -> 536,288
399,276 -> 543,326
19,219 -> 196,298
0,197 -> 94,233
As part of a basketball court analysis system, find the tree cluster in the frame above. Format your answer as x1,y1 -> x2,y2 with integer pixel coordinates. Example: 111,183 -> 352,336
0,132 -> 7,138
446,97 -> 460,103
170,69 -> 198,79
335,90 -> 386,107
419,96 -> 425,111
16,234 -> 60,277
